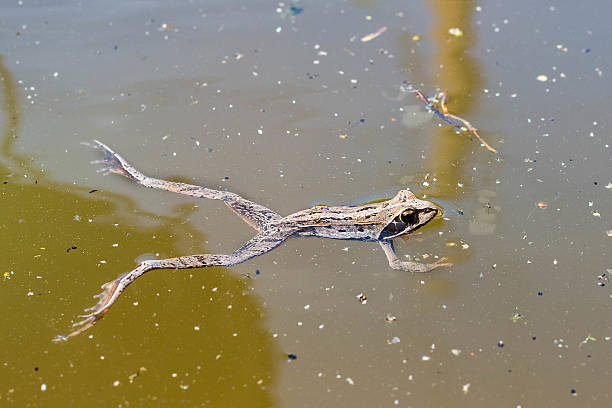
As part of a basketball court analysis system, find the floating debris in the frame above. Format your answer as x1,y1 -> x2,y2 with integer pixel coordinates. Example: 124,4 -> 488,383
385,313 -> 397,323
404,83 -> 497,153
361,26 -> 387,42
536,74 -> 549,82
510,313 -> 523,323
356,292 -> 367,304
387,336 -> 400,345
448,27 -> 463,37
579,335 -> 597,346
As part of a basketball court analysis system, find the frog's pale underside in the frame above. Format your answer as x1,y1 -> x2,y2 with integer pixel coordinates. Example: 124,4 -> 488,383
54,140 -> 451,341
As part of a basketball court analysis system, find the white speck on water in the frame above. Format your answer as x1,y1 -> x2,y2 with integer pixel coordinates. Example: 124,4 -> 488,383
41,384 -> 46,391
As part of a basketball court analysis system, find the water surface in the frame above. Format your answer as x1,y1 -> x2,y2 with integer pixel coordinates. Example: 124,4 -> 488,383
1,1 -> 611,406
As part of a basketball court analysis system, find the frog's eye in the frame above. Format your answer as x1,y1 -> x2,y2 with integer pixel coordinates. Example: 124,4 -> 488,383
399,209 -> 417,225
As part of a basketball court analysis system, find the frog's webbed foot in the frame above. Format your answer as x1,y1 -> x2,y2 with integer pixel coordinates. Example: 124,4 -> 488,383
81,140 -> 144,181
53,274 -> 128,342
378,240 -> 451,273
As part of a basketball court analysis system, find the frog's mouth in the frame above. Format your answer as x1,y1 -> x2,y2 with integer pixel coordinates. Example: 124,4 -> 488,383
380,208 -> 438,240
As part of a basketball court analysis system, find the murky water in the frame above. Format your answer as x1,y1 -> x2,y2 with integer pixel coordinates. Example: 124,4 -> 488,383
1,1 -> 611,406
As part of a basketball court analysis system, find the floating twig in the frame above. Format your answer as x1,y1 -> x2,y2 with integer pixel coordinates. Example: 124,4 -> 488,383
361,26 -> 387,42
405,83 -> 497,154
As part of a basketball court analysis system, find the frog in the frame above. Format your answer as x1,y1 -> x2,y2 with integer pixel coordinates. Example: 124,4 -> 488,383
54,140 -> 451,341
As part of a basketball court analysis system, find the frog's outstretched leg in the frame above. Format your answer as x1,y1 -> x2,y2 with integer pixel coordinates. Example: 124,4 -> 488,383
54,229 -> 292,342
82,140 -> 282,232
378,240 -> 451,273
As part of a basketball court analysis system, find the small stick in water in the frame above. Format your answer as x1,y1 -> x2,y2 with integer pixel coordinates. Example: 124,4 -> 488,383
405,83 -> 498,154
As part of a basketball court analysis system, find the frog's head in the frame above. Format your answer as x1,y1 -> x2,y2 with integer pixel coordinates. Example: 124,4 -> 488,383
379,190 -> 440,240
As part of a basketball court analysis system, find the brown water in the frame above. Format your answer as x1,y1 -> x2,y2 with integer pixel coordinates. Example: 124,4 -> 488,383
1,1 -> 611,407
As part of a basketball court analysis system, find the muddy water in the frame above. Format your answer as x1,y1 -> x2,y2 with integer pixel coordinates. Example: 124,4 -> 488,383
1,1 -> 611,407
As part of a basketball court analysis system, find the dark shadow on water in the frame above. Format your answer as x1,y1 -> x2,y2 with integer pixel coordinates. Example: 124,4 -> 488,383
0,55 -> 277,407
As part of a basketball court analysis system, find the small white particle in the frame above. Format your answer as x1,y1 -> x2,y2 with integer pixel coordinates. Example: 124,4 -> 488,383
41,384 -> 47,391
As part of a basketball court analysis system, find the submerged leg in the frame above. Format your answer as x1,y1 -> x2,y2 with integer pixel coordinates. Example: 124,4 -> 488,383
84,140 -> 282,232
378,240 -> 451,273
54,230 -> 291,342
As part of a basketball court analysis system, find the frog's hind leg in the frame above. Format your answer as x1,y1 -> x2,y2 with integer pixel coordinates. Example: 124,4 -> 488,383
223,198 -> 282,232
54,229 -> 292,342
84,140 -> 282,231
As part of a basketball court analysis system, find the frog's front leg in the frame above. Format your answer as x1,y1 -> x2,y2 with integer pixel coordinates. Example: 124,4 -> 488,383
378,240 -> 451,273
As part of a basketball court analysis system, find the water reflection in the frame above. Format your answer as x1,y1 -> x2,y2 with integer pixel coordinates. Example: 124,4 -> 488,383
427,0 -> 484,196
0,56 -> 277,407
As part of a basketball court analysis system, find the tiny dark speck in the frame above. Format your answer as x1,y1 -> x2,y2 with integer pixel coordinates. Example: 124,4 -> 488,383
532,336 -> 536,340
89,189 -> 98,193
497,340 -> 504,348
594,181 -> 598,185
587,354 -> 591,358
2,181 -> 7,184
359,118 -> 365,123
456,209 -> 464,215
571,389 -> 577,395
538,291 -> 543,296
34,367 -> 39,371
114,45 -> 118,50
287,353 -> 297,360
584,48 -> 591,53
255,269 -> 260,275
